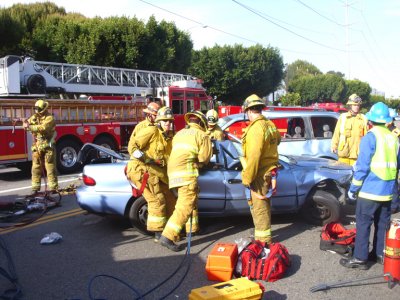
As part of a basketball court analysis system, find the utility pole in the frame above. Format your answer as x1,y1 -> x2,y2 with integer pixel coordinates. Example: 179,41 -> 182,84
345,0 -> 350,80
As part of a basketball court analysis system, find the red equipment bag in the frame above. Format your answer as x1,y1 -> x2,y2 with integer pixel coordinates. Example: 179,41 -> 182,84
320,222 -> 356,254
236,240 -> 290,282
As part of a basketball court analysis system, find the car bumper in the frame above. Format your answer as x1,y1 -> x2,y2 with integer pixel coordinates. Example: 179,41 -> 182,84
76,185 -> 131,216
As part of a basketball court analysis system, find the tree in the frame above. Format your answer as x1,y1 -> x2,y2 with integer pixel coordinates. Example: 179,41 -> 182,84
279,92 -> 301,106
4,4 -> 193,73
327,70 -> 345,78
0,2 -> 66,56
0,10 -> 24,56
345,79 -> 372,106
284,60 -> 321,91
190,44 -> 284,104
289,73 -> 346,104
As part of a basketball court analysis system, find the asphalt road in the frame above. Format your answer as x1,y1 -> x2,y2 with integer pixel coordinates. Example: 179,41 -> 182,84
0,166 -> 399,299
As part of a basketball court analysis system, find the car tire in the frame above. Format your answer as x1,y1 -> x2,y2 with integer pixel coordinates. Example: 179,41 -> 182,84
301,190 -> 340,225
129,196 -> 151,235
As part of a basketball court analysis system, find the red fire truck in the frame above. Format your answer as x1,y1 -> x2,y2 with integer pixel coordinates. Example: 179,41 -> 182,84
0,55 -> 212,173
218,104 -> 320,118
308,102 -> 347,113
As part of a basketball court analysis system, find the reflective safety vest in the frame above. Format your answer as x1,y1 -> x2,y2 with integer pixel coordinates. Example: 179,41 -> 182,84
368,126 -> 398,180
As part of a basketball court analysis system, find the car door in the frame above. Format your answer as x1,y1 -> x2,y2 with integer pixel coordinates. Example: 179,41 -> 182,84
270,159 -> 299,212
198,142 -> 227,212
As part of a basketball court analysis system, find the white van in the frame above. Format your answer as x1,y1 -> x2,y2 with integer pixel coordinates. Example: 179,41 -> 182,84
219,110 -> 339,160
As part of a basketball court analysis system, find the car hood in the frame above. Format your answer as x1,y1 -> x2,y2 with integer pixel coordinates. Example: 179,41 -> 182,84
285,155 -> 352,171
77,143 -> 128,163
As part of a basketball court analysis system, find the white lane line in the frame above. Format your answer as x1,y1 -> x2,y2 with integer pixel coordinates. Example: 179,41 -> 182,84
0,177 -> 79,194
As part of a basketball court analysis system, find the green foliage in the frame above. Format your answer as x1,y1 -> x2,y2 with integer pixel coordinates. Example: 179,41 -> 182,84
345,79 -> 372,106
0,3 -> 192,73
0,10 -> 24,56
279,92 -> 301,106
327,70 -> 345,78
0,2 -> 66,57
284,60 -> 321,90
190,44 -> 284,105
289,73 -> 346,105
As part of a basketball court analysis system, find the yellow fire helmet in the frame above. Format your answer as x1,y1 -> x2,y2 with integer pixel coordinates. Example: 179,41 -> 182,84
34,99 -> 49,113
155,106 -> 174,122
206,109 -> 219,125
347,94 -> 362,105
242,94 -> 266,111
184,110 -> 208,128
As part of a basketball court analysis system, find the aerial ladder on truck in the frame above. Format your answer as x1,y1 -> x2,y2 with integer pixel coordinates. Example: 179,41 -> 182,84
0,55 -> 203,99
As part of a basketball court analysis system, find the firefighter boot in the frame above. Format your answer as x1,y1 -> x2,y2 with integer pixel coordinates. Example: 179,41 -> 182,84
159,235 -> 184,252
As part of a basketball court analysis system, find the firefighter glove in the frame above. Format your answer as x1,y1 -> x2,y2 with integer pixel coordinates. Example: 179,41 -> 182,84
347,191 -> 357,203
133,150 -> 144,159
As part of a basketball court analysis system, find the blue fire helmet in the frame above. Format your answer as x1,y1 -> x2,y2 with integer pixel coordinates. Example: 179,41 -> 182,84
365,102 -> 392,124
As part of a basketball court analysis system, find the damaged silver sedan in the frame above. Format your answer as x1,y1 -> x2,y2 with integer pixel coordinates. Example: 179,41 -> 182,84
76,139 -> 352,234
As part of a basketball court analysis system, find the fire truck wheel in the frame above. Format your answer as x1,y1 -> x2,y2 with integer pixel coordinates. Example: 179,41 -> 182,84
129,196 -> 151,235
56,139 -> 82,174
300,190 -> 340,226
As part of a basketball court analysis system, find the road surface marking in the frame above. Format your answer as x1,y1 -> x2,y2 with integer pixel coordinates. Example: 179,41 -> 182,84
0,177 -> 79,194
0,208 -> 85,235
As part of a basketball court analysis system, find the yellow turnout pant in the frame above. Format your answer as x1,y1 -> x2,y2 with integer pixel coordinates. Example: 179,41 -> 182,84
130,171 -> 176,232
248,175 -> 272,243
31,148 -> 58,191
162,180 -> 199,242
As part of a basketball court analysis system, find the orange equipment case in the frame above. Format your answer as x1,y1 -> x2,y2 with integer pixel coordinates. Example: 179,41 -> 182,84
206,243 -> 238,282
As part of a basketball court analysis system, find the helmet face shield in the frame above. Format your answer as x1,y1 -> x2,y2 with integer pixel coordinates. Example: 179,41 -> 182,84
34,99 -> 48,113
206,109 -> 219,125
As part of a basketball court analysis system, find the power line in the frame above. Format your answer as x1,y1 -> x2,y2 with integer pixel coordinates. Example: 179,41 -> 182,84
232,0 -> 347,52
139,0 -> 336,56
138,0 -> 259,45
295,0 -> 346,27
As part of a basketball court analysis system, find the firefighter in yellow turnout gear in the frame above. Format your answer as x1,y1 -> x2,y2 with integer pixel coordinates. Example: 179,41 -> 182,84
23,99 -> 58,194
331,94 -> 368,166
159,111 -> 213,252
241,94 -> 280,244
127,101 -> 160,155
206,109 -> 224,141
126,106 -> 176,241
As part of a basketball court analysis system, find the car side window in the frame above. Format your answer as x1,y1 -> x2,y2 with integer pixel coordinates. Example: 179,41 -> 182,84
311,116 -> 337,138
220,142 -> 242,171
287,117 -> 305,138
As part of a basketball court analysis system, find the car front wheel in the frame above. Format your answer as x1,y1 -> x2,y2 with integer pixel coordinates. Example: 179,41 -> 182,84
300,190 -> 340,225
128,196 -> 151,235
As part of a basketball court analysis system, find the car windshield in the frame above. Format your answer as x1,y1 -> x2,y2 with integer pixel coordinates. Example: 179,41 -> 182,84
218,116 -> 233,128
228,138 -> 296,165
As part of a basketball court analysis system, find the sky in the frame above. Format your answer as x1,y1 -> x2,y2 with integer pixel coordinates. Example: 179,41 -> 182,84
2,0 -> 400,98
